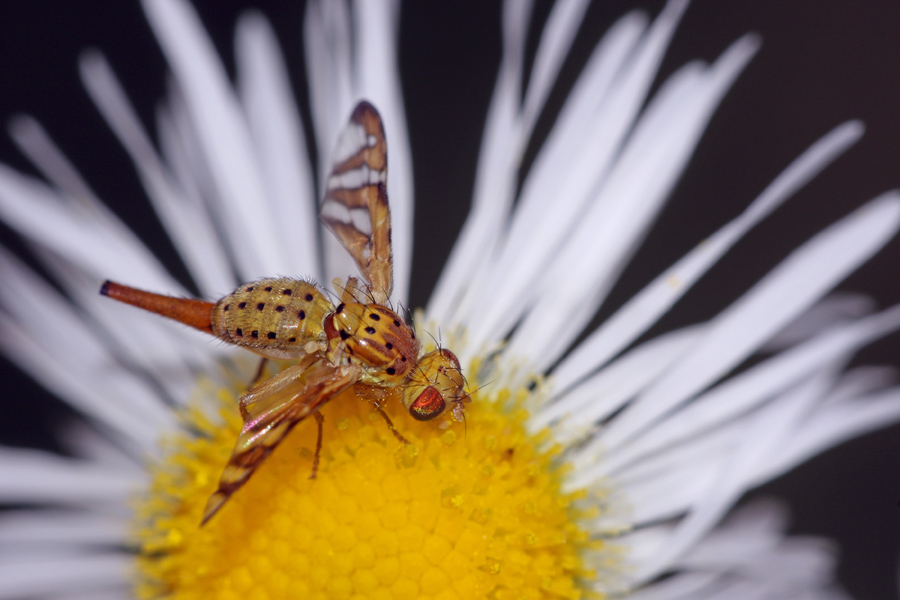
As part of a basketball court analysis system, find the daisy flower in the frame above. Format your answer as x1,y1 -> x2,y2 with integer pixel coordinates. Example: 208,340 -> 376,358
0,1 -> 899,598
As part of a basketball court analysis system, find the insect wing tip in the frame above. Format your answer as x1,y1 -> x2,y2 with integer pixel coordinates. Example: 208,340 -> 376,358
200,492 -> 227,527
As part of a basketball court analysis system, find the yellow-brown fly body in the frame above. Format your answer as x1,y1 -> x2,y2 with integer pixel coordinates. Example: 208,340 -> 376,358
101,101 -> 470,525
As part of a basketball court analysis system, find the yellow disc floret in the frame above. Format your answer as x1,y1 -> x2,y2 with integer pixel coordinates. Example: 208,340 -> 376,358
134,370 -> 601,599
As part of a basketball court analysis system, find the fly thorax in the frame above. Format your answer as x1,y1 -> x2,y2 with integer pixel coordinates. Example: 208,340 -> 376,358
324,302 -> 419,386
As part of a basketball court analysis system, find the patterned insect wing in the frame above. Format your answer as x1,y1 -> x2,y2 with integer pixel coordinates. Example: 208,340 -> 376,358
320,101 -> 393,304
201,358 -> 360,524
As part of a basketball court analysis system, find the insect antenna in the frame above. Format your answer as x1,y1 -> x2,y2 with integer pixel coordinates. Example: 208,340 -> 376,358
465,380 -> 491,398
426,331 -> 441,350
415,361 -> 431,381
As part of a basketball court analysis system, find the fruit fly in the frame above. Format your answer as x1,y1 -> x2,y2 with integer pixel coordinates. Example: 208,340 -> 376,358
101,101 -> 470,524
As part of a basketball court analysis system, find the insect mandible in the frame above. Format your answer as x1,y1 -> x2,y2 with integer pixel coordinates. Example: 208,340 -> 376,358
100,101 -> 470,524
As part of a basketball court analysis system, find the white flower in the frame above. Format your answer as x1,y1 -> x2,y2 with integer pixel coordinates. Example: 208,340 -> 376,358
0,0 -> 897,598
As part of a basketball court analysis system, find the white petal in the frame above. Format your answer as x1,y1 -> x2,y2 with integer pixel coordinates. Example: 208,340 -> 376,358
304,0 -> 360,289
427,0 -> 533,324
598,303 -> 900,479
626,573 -> 718,600
34,247 -> 223,406
519,0 -> 594,134
613,421 -> 742,524
78,51 -> 234,297
0,250 -> 176,448
761,291 -> 874,352
0,552 -> 129,599
459,2 -> 691,354
0,510 -> 126,547
503,36 -> 759,371
822,365 -> 896,405
599,194 -> 900,454
38,591 -> 128,600
530,325 -> 701,438
7,116 -> 97,203
353,0 -> 413,304
461,7 -> 648,327
0,161 -> 181,295
625,501 -> 846,598
55,422 -> 142,473
305,0 -> 354,178
633,371 -> 836,582
552,121 -> 865,390
0,448 -> 139,505
236,12 -> 319,281
142,0 -> 283,280
681,502 -> 841,587
758,388 -> 900,483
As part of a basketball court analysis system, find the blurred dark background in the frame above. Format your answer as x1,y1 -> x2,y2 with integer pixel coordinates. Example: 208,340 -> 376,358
0,1 -> 898,597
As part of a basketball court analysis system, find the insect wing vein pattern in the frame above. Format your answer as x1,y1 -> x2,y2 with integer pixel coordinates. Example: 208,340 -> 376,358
201,358 -> 361,524
321,101 -> 393,304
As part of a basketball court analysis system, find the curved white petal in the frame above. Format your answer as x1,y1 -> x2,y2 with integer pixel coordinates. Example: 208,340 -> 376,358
762,292 -> 875,352
354,0 -> 413,303
599,194 -> 900,454
625,501 -> 847,598
236,12 -> 320,281
0,510 -> 126,547
0,251 -> 176,449
427,0 -> 534,323
595,303 -> 900,479
0,552 -> 130,600
633,370 -> 837,582
142,0 -> 283,280
519,0 -> 593,133
455,1 -> 692,355
0,162 -> 181,295
78,52 -> 234,297
758,388 -> 900,483
552,121 -> 866,391
501,35 -> 760,372
0,448 -> 139,505
531,325 -> 702,437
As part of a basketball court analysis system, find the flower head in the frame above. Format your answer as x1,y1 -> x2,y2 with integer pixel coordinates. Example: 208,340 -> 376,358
0,1 -> 899,599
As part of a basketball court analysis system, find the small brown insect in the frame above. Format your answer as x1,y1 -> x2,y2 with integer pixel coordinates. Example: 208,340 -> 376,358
101,102 -> 469,524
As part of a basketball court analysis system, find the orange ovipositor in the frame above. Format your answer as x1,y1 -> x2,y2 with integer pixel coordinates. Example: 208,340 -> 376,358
100,280 -> 214,333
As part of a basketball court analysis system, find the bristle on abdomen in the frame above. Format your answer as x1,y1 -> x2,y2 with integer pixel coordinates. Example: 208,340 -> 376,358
100,280 -> 215,333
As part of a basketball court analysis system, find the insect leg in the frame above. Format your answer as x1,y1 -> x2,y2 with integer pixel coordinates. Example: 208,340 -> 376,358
309,412 -> 325,480
251,358 -> 269,388
373,404 -> 410,445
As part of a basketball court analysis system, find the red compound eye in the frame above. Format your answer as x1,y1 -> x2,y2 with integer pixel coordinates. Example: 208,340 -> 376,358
408,386 -> 446,421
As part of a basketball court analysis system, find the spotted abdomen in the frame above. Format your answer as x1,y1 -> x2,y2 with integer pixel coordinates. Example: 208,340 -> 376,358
211,278 -> 333,359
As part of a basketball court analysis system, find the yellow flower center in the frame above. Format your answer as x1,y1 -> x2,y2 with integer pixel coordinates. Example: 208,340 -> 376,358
134,366 -> 601,599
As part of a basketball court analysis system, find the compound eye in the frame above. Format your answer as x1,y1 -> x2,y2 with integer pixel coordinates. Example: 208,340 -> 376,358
408,386 -> 446,421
